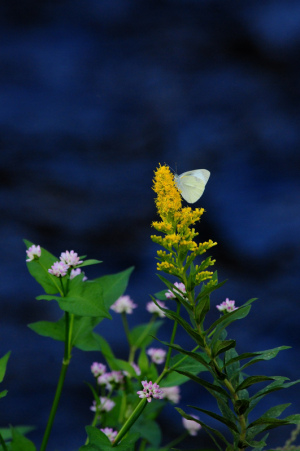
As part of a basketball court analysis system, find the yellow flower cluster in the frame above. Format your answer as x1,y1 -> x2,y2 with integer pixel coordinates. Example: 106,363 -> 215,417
151,164 -> 217,280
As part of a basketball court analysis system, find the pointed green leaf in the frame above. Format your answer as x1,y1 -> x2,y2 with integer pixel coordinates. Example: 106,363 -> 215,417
10,427 -> 36,451
0,389 -> 8,399
78,259 -> 102,268
236,375 -> 278,392
24,240 -> 60,295
175,369 -> 230,399
58,279 -> 110,318
240,346 -> 291,371
188,405 -> 239,432
98,267 -> 134,310
176,408 -> 230,449
212,340 -> 236,358
35,295 -> 61,302
0,352 -> 10,384
129,320 -> 164,348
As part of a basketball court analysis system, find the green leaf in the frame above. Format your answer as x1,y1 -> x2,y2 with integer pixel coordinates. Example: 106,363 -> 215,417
240,346 -> 291,371
0,390 -> 8,399
247,378 -> 299,414
162,354 -> 209,387
208,302 -> 255,341
93,335 -> 116,368
196,279 -> 227,303
236,375 -> 281,392
212,340 -> 236,358
97,267 -> 134,310
195,295 -> 210,327
129,321 -> 164,348
58,279 -> 110,318
78,259 -> 102,268
0,427 -> 35,442
138,348 -> 149,374
131,418 -> 161,446
156,339 -> 212,374
175,369 -> 230,399
24,240 -> 59,295
188,405 -> 239,433
35,295 -> 61,302
247,404 -> 292,439
176,408 -> 230,449
0,352 -> 10,384
28,316 -> 104,351
10,427 -> 36,451
153,305 -> 204,346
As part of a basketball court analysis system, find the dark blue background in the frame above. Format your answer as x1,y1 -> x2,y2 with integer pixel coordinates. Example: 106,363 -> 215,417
1,0 -> 300,449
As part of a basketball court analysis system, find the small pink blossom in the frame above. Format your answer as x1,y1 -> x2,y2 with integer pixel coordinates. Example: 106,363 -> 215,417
91,362 -> 106,377
137,380 -> 163,403
97,371 -> 124,390
165,282 -> 187,300
26,245 -> 41,262
90,397 -> 115,413
131,362 -> 141,376
147,348 -> 166,365
70,268 -> 87,281
100,427 -> 118,443
48,261 -> 69,277
110,295 -> 137,314
60,250 -> 83,267
216,298 -> 238,313
146,300 -> 166,317
182,415 -> 202,436
161,386 -> 181,403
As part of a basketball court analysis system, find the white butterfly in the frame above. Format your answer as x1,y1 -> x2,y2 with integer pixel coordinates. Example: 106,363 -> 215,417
174,169 -> 210,204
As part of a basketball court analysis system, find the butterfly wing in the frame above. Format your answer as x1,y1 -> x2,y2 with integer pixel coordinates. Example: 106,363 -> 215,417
175,169 -> 210,203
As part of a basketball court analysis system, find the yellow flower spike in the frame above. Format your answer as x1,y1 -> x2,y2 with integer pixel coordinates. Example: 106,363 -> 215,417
151,164 -> 217,282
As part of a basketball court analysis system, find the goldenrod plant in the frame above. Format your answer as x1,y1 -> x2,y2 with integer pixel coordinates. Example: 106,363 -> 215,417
0,164 -> 299,451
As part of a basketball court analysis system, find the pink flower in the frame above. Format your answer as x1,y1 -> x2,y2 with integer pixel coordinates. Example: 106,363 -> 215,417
110,295 -> 137,314
216,298 -> 238,313
70,268 -> 87,281
146,300 -> 166,317
48,261 -> 69,277
147,348 -> 166,364
131,362 -> 141,376
182,415 -> 201,436
60,250 -> 83,267
26,245 -> 41,262
100,427 -> 118,443
97,371 -> 124,390
91,362 -> 106,377
90,397 -> 115,413
137,380 -> 163,403
165,282 -> 187,300
161,386 -> 180,403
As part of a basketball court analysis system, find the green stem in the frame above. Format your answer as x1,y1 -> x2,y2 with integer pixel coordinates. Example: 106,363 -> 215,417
112,398 -> 148,447
164,302 -> 181,370
40,312 -> 73,451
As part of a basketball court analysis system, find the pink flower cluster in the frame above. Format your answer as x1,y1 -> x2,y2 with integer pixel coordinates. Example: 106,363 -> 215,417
146,300 -> 166,317
161,386 -> 180,403
216,298 -> 238,313
90,397 -> 115,413
165,282 -> 187,300
48,250 -> 83,278
98,371 -> 124,391
26,245 -> 41,262
147,348 -> 166,364
137,380 -> 163,403
100,427 -> 117,443
110,295 -> 137,314
182,415 -> 201,436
